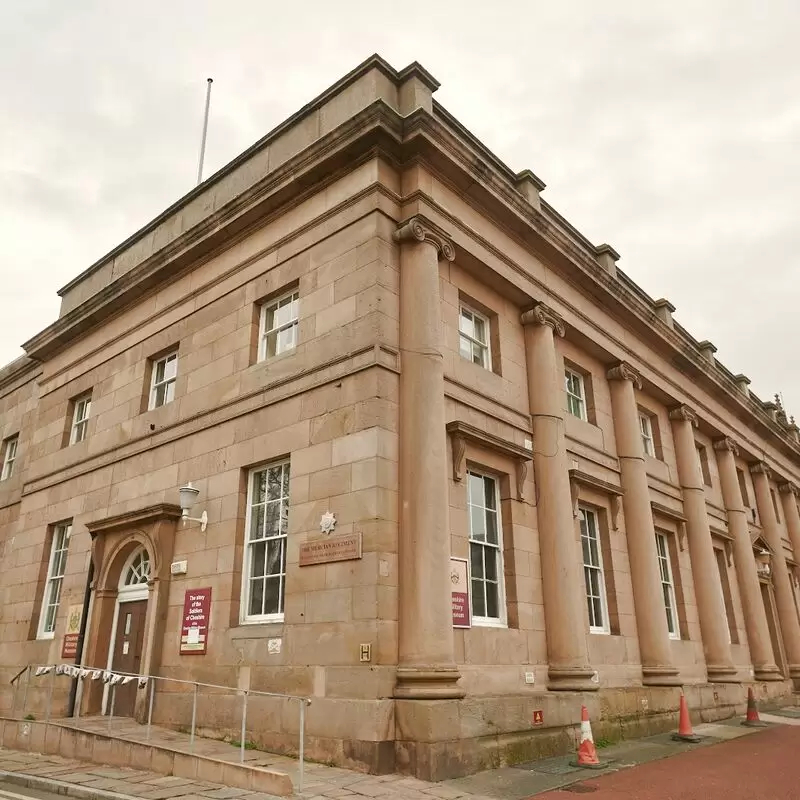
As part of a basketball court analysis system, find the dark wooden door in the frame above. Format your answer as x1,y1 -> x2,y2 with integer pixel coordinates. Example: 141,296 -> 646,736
110,600 -> 147,716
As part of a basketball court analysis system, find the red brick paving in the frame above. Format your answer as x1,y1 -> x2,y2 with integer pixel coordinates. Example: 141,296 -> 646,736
537,726 -> 800,799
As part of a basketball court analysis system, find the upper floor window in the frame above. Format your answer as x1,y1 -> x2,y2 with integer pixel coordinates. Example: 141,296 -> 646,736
1,435 -> 18,481
242,461 -> 290,623
696,444 -> 712,486
639,412 -> 656,457
565,369 -> 587,421
655,532 -> 680,639
468,471 -> 505,625
38,522 -> 71,638
736,467 -> 750,506
259,291 -> 299,361
580,507 -> 609,634
70,394 -> 92,445
459,306 -> 491,370
149,351 -> 178,410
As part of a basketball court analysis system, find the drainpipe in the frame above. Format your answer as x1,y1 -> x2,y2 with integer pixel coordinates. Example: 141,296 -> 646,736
67,559 -> 94,717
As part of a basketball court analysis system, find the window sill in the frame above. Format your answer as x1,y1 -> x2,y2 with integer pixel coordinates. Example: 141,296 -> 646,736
589,628 -> 610,636
470,618 -> 508,629
230,621 -> 285,639
37,631 -> 55,641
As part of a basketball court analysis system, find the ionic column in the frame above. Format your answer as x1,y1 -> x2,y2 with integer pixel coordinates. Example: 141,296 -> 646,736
713,437 -> 780,680
669,406 -> 736,681
751,463 -> 800,690
607,363 -> 680,686
521,303 -> 595,691
393,216 -> 463,699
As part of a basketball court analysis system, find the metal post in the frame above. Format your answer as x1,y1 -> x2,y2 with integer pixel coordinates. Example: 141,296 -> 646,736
190,683 -> 198,751
298,700 -> 306,793
239,690 -> 248,764
108,684 -> 116,733
12,674 -> 20,718
45,669 -> 55,722
196,78 -> 213,185
22,666 -> 31,717
147,679 -> 155,740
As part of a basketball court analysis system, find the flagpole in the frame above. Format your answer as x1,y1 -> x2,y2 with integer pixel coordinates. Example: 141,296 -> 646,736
197,78 -> 213,185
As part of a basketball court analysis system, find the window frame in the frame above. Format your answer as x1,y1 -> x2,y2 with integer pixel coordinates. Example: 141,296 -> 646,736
258,290 -> 299,362
696,444 -> 713,487
37,522 -> 71,639
240,460 -> 291,625
655,532 -> 680,640
639,412 -> 656,457
69,394 -> 92,445
467,470 -> 507,627
1,435 -> 18,481
458,305 -> 492,371
579,506 -> 610,634
565,368 -> 587,421
148,351 -> 178,410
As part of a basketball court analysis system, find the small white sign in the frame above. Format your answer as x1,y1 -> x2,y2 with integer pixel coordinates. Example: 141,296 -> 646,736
122,641 -> 130,655
524,438 -> 533,451
171,560 -> 188,575
268,638 -> 282,654
187,627 -> 200,645
525,671 -> 535,685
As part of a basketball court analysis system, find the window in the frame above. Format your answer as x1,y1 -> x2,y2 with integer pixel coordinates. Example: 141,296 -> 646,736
124,549 -> 151,586
69,394 -> 92,445
259,291 -> 299,361
697,444 -> 712,486
580,507 -> 609,633
468,471 -> 505,625
737,468 -> 750,506
242,461 -> 290,622
1,436 -> 18,480
715,548 -> 738,644
459,306 -> 491,370
771,489 -> 782,523
149,351 -> 178,409
639,413 -> 655,457
565,369 -> 587,421
655,533 -> 679,639
38,523 -> 71,638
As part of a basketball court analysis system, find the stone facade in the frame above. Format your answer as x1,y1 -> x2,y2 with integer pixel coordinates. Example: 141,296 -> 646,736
1,55 -> 800,780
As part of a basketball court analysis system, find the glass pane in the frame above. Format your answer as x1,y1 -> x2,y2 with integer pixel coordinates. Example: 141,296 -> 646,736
154,359 -> 166,384
266,539 -> 283,575
471,579 -> 485,617
249,577 -> 264,616
592,596 -> 603,628
459,335 -> 472,360
282,463 -> 290,497
581,535 -> 591,565
460,309 -> 474,337
484,477 -> 496,509
45,603 -> 57,633
485,549 -> 498,581
265,502 -> 281,537
267,468 -> 283,500
470,505 -> 486,541
264,576 -> 281,615
252,469 -> 267,505
471,341 -> 484,366
586,594 -> 595,627
265,330 -> 278,359
250,541 -> 267,578
468,473 -> 484,507
485,510 -> 498,544
584,565 -> 593,596
249,504 -> 265,541
470,542 -> 484,579
273,296 -> 297,329
276,325 -> 296,354
155,384 -> 167,407
486,582 -> 499,618
472,315 -> 486,344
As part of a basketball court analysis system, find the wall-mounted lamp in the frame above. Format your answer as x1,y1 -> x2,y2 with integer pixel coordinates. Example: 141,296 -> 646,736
755,549 -> 771,566
179,483 -> 208,532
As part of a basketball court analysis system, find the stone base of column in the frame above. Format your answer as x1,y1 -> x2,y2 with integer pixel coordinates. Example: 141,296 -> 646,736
547,666 -> 598,692
641,665 -> 682,687
788,665 -> 800,693
753,664 -> 784,682
394,666 -> 466,699
706,663 -> 739,683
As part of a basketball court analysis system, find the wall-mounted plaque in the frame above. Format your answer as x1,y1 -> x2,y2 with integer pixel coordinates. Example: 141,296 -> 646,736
299,532 -> 362,566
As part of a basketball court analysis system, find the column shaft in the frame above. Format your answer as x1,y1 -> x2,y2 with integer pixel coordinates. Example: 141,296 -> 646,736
713,439 -> 780,680
522,304 -> 595,691
607,363 -> 680,686
669,408 -> 736,681
394,217 -> 463,699
752,464 -> 800,689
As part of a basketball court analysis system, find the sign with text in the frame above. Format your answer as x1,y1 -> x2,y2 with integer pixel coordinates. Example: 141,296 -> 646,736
61,604 -> 83,659
180,587 -> 212,655
299,532 -> 362,566
450,557 -> 471,628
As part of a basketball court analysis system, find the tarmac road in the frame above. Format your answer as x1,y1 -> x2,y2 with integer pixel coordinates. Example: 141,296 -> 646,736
536,724 -> 800,799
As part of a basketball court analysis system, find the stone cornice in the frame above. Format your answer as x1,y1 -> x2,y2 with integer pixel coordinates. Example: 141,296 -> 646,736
750,461 -> 772,479
392,215 -> 455,261
520,303 -> 565,337
86,503 -> 182,536
668,404 -> 698,427
713,436 -> 740,456
606,361 -> 642,390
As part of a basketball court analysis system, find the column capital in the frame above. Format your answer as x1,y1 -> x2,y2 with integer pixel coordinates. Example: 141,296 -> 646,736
520,303 -> 565,337
668,404 -> 698,427
778,481 -> 799,496
606,361 -> 642,390
713,436 -> 740,456
750,461 -> 772,479
392,215 -> 455,261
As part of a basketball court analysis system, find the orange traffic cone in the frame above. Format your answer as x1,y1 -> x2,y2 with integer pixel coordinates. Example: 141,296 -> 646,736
569,705 -> 604,769
672,692 -> 701,743
741,687 -> 767,728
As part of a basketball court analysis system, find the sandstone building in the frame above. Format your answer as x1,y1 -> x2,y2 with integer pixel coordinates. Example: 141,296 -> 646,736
1,55 -> 800,780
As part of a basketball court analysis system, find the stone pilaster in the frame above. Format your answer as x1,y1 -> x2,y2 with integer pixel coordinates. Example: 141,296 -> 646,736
393,216 -> 463,699
607,362 -> 681,686
750,462 -> 800,690
668,406 -> 736,681
521,303 -> 595,691
713,437 -> 781,680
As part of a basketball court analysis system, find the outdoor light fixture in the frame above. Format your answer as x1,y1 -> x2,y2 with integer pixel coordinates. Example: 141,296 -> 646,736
755,549 -> 770,565
178,482 -> 208,532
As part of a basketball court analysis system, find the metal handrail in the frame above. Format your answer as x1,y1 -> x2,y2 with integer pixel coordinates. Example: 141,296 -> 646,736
9,663 -> 312,791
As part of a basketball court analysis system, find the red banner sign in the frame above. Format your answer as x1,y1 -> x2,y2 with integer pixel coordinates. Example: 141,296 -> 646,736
450,558 -> 471,628
180,587 -> 212,655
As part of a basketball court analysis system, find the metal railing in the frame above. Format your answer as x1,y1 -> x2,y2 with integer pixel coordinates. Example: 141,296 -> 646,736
10,665 -> 312,791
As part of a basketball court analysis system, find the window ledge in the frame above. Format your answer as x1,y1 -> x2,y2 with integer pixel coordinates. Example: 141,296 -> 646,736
36,631 -> 55,641
230,621 -> 285,640
470,618 -> 508,629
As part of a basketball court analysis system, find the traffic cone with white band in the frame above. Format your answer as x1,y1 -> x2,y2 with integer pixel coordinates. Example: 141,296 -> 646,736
570,705 -> 603,768
741,687 -> 767,727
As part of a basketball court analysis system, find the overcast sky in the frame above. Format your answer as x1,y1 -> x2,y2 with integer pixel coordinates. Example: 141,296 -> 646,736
2,2 -> 798,414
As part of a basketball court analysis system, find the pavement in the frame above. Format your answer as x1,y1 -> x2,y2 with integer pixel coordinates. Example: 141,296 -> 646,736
1,708 -> 799,800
